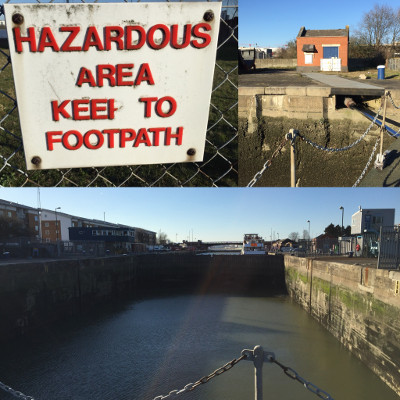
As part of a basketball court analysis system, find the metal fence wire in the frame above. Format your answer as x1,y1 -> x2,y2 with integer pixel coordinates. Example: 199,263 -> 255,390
0,0 -> 238,187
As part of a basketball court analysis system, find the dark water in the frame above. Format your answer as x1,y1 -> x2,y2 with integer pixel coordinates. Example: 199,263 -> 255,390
0,295 -> 398,400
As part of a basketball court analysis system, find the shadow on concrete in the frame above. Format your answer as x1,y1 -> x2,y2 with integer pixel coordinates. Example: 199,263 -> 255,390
383,154 -> 400,187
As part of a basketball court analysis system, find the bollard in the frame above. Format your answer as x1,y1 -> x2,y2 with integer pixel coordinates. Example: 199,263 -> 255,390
242,345 -> 275,400
377,65 -> 385,80
285,129 -> 299,188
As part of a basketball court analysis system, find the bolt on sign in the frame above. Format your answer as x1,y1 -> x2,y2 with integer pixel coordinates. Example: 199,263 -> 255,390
4,2 -> 221,170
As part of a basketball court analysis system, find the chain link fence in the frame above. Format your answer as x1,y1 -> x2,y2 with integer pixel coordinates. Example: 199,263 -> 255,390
0,0 -> 238,187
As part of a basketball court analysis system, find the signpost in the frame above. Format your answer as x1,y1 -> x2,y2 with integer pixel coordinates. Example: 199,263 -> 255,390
4,2 -> 221,170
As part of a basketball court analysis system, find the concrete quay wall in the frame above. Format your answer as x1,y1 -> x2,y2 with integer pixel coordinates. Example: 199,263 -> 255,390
255,59 -> 297,69
0,254 -> 285,340
239,86 -> 400,134
284,256 -> 400,396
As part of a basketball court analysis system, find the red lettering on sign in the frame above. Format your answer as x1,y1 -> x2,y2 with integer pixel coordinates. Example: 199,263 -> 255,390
13,23 -> 213,53
90,99 -> 108,120
104,26 -> 124,50
76,67 -> 97,87
108,99 -> 118,120
51,99 -> 118,121
139,96 -> 176,117
139,97 -> 158,118
46,131 -> 63,150
51,100 -> 71,121
46,127 -> 184,150
13,27 -> 37,53
82,26 -> 104,51
147,24 -> 170,50
148,127 -> 165,146
38,27 -> 60,52
120,129 -> 136,148
155,96 -> 177,118
84,130 -> 104,149
63,130 -> 83,150
72,99 -> 90,121
165,127 -> 183,145
103,129 -> 119,148
97,64 -> 116,87
135,63 -> 155,86
171,24 -> 192,49
116,64 -> 134,86
125,26 -> 146,50
134,128 -> 152,147
60,26 -> 82,51
191,23 -> 212,49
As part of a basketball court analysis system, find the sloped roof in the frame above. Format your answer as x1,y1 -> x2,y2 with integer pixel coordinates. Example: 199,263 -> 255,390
297,26 -> 349,38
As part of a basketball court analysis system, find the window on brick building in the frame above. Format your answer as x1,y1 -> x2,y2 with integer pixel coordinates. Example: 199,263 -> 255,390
304,53 -> 313,64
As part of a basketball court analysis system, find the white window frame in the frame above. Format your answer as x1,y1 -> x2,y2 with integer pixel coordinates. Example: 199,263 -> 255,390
304,52 -> 313,64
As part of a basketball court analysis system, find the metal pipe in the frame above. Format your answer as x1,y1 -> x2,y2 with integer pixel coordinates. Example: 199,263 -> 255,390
344,97 -> 399,138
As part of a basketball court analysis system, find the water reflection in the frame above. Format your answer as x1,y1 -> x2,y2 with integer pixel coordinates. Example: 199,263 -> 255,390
0,295 -> 397,400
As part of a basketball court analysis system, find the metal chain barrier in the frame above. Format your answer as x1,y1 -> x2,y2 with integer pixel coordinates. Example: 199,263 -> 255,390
153,346 -> 334,400
0,380 -> 35,400
387,92 -> 400,135
152,354 -> 247,400
2,347 -> 334,400
388,91 -> 400,109
300,107 -> 381,153
352,135 -> 380,188
247,136 -> 288,187
267,355 -> 334,400
247,107 -> 382,187
0,0 -> 238,187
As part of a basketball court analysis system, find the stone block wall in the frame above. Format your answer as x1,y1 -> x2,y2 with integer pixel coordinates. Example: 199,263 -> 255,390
0,254 -> 285,340
284,256 -> 400,396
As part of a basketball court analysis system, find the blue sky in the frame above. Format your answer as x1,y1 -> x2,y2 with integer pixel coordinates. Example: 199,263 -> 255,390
0,188 -> 398,242
240,0 -> 400,48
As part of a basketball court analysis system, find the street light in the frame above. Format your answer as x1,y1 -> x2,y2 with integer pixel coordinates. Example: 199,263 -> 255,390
55,207 -> 61,242
339,206 -> 344,237
307,220 -> 310,253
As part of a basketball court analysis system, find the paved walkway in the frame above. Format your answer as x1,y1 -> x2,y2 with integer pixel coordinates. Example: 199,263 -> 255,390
359,135 -> 400,187
302,73 -> 384,96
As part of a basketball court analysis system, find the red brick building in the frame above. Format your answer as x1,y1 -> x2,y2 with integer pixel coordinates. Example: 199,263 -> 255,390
296,26 -> 349,72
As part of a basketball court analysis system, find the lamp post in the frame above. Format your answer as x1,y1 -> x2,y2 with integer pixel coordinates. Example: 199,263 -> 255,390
55,207 -> 61,242
307,220 -> 311,253
339,206 -> 344,236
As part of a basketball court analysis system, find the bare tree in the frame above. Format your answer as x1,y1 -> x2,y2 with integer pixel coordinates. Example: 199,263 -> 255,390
156,231 -> 169,244
359,4 -> 395,47
288,232 -> 299,242
389,7 -> 400,47
276,39 -> 297,59
302,229 -> 310,240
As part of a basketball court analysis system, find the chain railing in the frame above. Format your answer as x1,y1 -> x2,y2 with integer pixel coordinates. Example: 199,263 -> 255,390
0,346 -> 335,400
247,136 -> 288,187
0,381 -> 34,400
352,135 -> 380,187
152,345 -> 334,400
300,107 -> 381,153
247,106 -> 388,187
0,0 -> 237,187
388,91 -> 400,110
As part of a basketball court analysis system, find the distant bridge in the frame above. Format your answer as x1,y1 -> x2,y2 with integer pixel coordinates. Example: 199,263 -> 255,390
200,241 -> 242,246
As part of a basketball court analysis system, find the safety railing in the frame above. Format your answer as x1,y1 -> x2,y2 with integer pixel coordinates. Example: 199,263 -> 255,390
247,92 -> 400,187
0,346 -> 335,400
0,0 -> 238,187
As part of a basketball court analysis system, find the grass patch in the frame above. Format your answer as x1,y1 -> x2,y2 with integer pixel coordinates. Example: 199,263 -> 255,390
321,68 -> 400,80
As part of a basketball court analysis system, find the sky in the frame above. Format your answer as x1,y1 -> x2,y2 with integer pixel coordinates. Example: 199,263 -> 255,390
239,0 -> 399,48
0,187 -> 398,242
